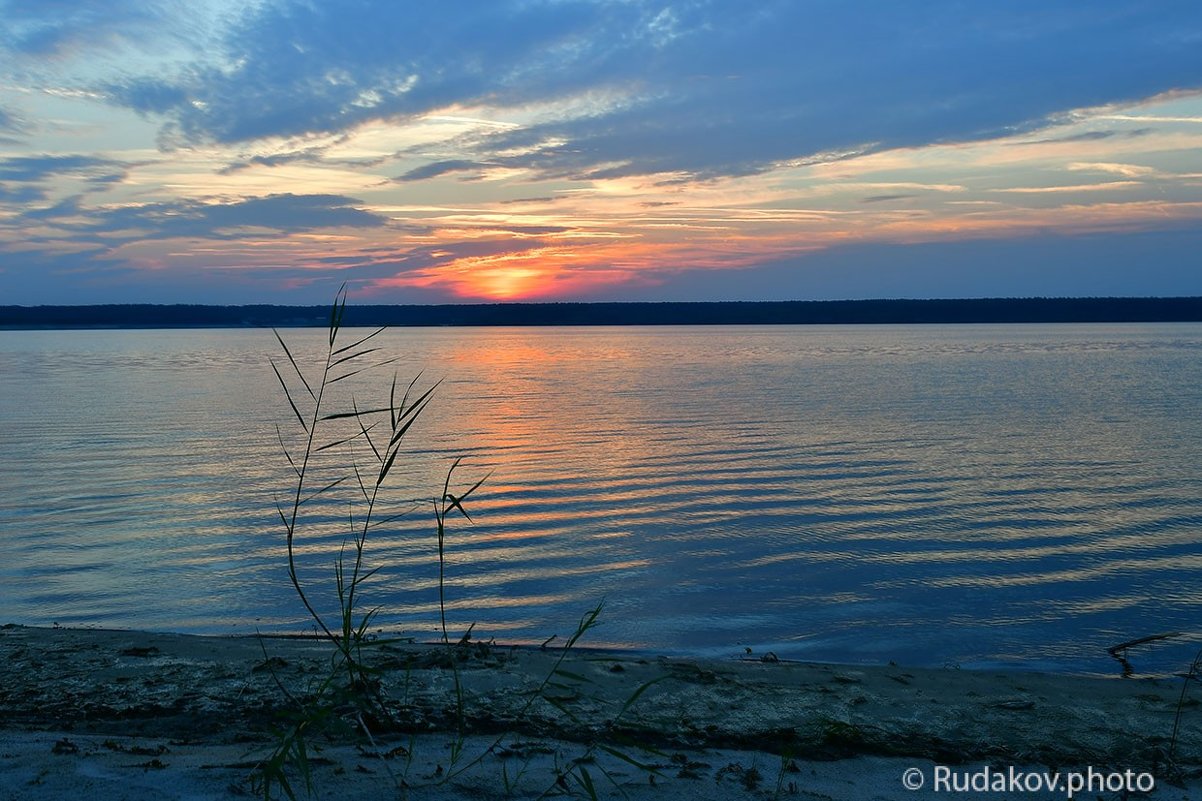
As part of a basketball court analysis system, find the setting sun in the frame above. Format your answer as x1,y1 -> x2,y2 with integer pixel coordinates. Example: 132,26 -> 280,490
476,266 -> 545,300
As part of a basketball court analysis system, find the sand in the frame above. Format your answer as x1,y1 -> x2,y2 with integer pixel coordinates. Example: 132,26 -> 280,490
1,624 -> 1199,800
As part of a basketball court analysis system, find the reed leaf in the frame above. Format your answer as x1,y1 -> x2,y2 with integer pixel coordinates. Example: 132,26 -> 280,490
297,475 -> 349,506
596,743 -> 660,773
352,460 -> 370,504
443,469 -> 492,521
541,694 -> 583,725
353,398 -> 382,464
365,506 -> 420,529
385,395 -> 433,450
386,385 -> 438,445
616,676 -> 668,717
332,325 -> 386,357
314,423 -> 379,453
275,424 -> 300,478
565,603 -> 604,649
575,765 -> 598,801
272,328 -> 315,401
328,287 -> 347,346
551,668 -> 592,684
330,346 -> 382,369
271,360 -> 309,433
328,357 -> 399,385
320,405 -> 394,421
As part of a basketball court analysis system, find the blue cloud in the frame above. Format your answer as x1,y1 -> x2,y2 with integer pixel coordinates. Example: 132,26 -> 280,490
96,1 -> 1202,180
395,159 -> 491,182
0,155 -> 132,203
860,194 -> 918,204
0,106 -> 21,131
108,78 -> 190,116
19,194 -> 82,218
0,183 -> 45,203
0,154 -> 128,183
599,225 -> 1202,302
19,193 -> 391,245
0,0 -> 168,57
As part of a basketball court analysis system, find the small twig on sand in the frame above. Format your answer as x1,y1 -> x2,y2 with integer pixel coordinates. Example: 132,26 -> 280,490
1107,632 -> 1181,677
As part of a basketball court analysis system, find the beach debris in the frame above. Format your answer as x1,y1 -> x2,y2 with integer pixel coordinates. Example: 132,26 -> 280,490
663,661 -> 722,684
251,656 -> 289,673
495,741 -> 556,759
715,761 -> 761,790
1169,647 -> 1202,765
51,738 -> 78,755
101,740 -> 170,756
1108,632 -> 1181,677
669,752 -> 711,779
382,740 -> 411,760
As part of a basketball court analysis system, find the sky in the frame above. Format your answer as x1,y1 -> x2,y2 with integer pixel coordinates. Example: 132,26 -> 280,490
1,0 -> 1201,305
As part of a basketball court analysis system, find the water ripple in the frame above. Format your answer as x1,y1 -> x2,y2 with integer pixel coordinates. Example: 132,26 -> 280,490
2,324 -> 1201,673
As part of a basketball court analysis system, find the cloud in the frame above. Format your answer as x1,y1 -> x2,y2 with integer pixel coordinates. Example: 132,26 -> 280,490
19,193 -> 82,218
96,1 -> 1202,181
1100,113 -> 1202,124
1015,127 -> 1155,145
993,181 -> 1143,194
103,1 -> 626,143
608,225 -> 1202,302
0,191 -> 402,303
499,196 -> 558,205
0,183 -> 45,203
0,106 -> 24,133
1066,162 -> 1158,178
0,0 -> 169,57
218,149 -> 331,175
0,154 -> 129,183
21,192 -> 391,243
106,78 -> 190,115
861,194 -> 919,204
395,159 -> 492,182
0,155 -> 133,202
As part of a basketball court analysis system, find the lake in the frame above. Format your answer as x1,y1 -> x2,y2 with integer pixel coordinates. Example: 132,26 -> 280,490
1,323 -> 1200,675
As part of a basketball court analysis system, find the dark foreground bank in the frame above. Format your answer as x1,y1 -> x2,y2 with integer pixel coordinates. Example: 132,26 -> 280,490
0,625 -> 1199,800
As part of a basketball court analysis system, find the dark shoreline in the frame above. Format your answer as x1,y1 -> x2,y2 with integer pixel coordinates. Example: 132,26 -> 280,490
2,625 -> 1198,799
3,296 -> 1202,330
2,624 -> 1197,764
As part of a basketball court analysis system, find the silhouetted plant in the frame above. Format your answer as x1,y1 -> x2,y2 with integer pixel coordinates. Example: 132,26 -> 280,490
252,287 -> 658,800
253,287 -> 485,799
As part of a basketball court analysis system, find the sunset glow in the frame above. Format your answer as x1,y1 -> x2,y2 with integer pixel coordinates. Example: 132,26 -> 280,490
1,3 -> 1200,303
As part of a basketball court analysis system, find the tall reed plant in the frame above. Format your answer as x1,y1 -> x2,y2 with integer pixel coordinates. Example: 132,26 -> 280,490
254,287 -> 485,798
254,289 -> 657,800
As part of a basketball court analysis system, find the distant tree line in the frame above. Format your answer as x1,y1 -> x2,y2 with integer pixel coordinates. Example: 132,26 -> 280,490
2,297 -> 1201,329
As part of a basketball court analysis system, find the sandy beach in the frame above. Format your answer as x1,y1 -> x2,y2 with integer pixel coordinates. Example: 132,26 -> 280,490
1,624 -> 1199,800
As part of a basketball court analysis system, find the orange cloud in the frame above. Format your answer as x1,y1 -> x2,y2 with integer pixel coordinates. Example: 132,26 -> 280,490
372,243 -> 670,300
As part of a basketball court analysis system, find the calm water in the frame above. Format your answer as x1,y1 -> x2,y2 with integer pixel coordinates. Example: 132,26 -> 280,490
1,323 -> 1200,675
